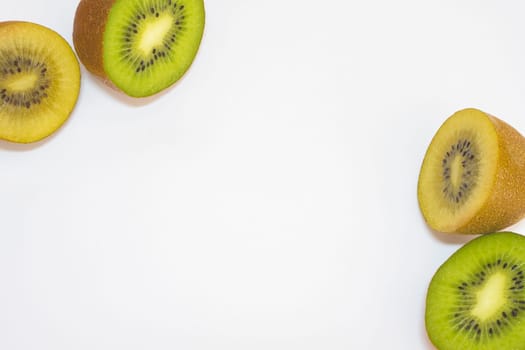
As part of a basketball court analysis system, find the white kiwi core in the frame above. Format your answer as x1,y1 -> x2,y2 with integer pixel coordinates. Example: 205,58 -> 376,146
138,14 -> 173,55
6,72 -> 38,92
471,272 -> 507,321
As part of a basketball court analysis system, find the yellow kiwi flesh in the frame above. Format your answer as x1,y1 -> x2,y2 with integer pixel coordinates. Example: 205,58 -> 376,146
418,108 -> 525,234
0,21 -> 80,143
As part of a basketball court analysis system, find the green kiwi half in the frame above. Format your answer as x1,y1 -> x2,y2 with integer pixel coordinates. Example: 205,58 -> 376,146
426,232 -> 525,350
73,0 -> 205,97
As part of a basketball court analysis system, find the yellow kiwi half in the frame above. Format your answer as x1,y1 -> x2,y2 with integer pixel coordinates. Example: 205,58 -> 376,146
418,108 -> 525,234
0,21 -> 80,143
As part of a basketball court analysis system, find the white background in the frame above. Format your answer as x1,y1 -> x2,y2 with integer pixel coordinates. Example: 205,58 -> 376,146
2,1 -> 525,349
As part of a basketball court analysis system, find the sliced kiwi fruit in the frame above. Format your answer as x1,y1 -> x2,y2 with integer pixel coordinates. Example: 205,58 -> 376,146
73,0 -> 205,98
417,108 -> 525,234
0,21 -> 81,143
426,231 -> 525,350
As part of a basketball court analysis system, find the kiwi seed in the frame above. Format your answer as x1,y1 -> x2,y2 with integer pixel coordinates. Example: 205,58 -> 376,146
440,135 -> 480,206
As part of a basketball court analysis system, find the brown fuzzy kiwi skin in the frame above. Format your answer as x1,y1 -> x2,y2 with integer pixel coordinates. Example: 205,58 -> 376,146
72,0 -> 115,80
449,113 -> 525,234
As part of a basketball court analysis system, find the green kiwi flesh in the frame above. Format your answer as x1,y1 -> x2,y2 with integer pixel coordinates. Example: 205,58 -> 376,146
426,232 -> 525,350
104,0 -> 205,97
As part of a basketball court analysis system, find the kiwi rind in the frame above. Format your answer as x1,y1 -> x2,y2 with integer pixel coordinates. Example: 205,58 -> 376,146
73,0 -> 205,98
0,21 -> 81,143
417,108 -> 525,234
426,231 -> 525,350
72,0 -> 113,79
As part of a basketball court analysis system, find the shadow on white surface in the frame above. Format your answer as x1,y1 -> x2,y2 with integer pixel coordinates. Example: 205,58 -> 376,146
421,326 -> 437,350
80,48 -> 205,108
85,72 -> 164,107
0,139 -> 46,151
429,229 -> 474,245
0,111 -> 74,151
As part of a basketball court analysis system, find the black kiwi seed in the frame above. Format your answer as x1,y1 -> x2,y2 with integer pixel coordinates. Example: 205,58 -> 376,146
0,56 -> 51,109
123,1 -> 188,74
440,135 -> 480,205
446,257 -> 525,343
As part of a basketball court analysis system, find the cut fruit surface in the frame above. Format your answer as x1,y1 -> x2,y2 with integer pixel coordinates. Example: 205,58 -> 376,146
73,0 -> 205,98
417,108 -> 525,234
0,21 -> 81,143
426,232 -> 525,350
